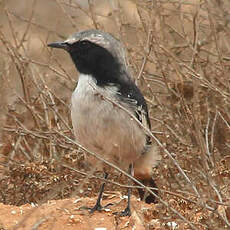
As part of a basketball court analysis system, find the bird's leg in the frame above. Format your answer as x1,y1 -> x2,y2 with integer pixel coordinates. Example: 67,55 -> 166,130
80,172 -> 113,213
114,164 -> 133,217
89,172 -> 108,213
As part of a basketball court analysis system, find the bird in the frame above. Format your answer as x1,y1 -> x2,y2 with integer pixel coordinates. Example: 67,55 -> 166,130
48,29 -> 161,216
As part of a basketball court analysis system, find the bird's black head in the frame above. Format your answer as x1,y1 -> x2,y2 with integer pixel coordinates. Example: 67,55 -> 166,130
48,36 -> 123,86
69,40 -> 121,85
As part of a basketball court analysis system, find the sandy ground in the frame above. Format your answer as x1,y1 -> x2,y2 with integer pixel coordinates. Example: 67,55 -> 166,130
0,194 -> 161,230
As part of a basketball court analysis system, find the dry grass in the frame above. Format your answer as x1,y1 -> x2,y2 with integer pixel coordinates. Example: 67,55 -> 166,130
0,0 -> 230,229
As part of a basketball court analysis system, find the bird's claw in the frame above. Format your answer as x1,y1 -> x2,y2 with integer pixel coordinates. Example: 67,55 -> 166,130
113,207 -> 131,217
79,202 -> 113,214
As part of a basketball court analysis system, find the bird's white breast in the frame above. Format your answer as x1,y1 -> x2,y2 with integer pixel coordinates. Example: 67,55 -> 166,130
71,74 -> 146,169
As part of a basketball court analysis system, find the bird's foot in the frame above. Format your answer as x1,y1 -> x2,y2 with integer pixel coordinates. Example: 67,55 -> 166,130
113,207 -> 131,217
80,202 -> 113,214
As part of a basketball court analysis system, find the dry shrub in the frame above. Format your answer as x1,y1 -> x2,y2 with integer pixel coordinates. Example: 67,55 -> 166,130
0,0 -> 230,229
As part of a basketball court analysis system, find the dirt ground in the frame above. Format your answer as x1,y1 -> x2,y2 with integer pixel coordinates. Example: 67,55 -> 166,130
0,195 -> 163,230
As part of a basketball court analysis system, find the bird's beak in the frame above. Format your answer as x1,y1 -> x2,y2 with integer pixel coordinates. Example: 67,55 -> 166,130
47,42 -> 69,51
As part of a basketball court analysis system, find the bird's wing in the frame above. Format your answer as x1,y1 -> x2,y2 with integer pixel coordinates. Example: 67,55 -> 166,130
115,76 -> 151,144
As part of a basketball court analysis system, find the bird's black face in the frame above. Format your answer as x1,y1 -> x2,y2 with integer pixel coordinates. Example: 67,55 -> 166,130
68,40 -> 105,75
69,40 -> 122,85
48,40 -> 121,86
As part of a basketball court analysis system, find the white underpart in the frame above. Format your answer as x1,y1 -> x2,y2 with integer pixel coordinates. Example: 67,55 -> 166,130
71,74 -> 147,169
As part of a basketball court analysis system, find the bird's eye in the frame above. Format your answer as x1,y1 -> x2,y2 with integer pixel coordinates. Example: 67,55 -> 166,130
81,40 -> 88,46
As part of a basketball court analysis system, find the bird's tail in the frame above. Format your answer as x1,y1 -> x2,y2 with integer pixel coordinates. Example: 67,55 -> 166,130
136,177 -> 158,204
133,144 -> 161,203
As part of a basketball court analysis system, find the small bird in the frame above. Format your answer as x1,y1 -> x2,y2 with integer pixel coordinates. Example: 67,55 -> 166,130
48,30 -> 161,216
